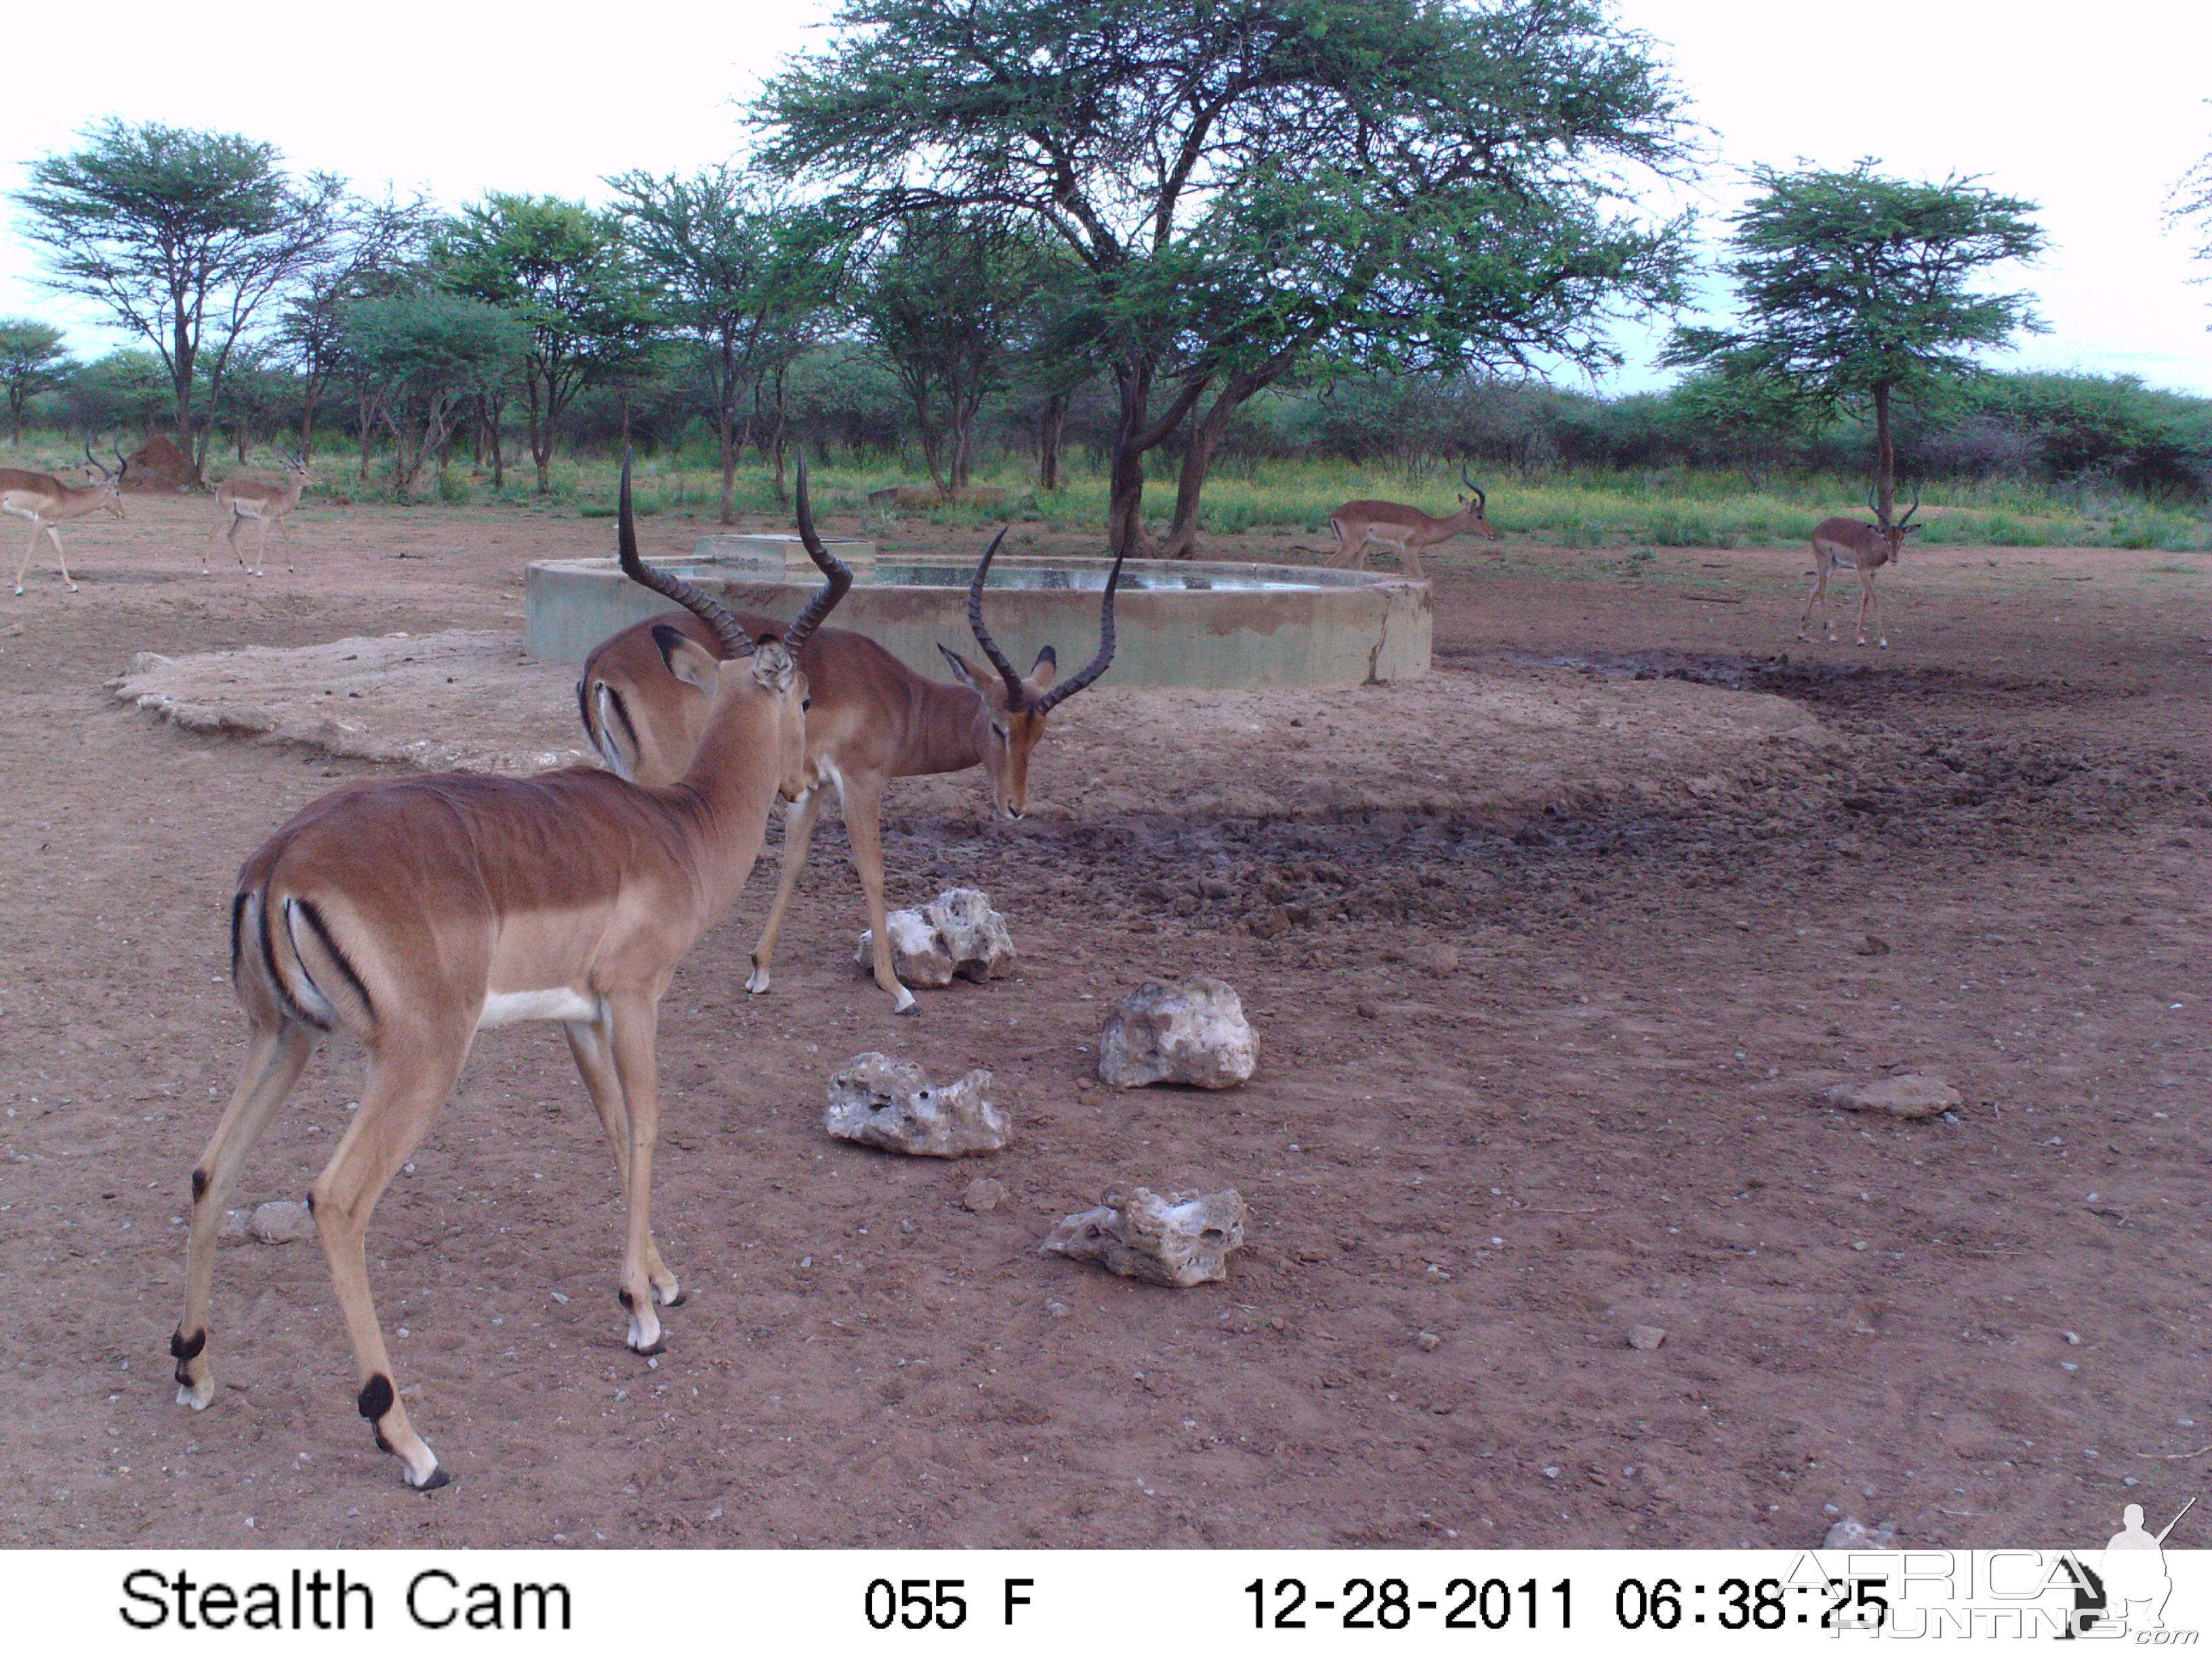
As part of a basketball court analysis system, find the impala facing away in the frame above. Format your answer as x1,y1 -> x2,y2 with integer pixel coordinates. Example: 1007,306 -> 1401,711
1325,467 -> 1498,580
1801,484 -> 1921,649
1,446 -> 125,595
581,534 -> 1122,1015
171,453 -> 849,1490
212,455 -> 314,576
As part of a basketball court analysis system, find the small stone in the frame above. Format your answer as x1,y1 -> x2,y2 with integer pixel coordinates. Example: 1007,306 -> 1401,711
1416,943 -> 1460,975
1414,1330 -> 1442,1351
218,1208 -> 251,1243
1857,934 -> 1891,956
825,1054 -> 1010,1156
1822,1073 -> 1962,1120
1626,1324 -> 1667,1351
1044,1298 -> 1070,1319
1354,998 -> 1382,1020
962,1178 -> 1007,1213
247,1200 -> 314,1244
1040,1187 -> 1247,1287
1099,978 -> 1258,1090
1822,1517 -> 1896,1550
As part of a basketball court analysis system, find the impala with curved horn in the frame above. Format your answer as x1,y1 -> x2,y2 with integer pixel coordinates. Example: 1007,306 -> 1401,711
171,452 -> 847,1490
581,529 -> 1123,1015
1,444 -> 127,595
1801,482 -> 1921,649
211,453 -> 315,577
1324,466 -> 1498,581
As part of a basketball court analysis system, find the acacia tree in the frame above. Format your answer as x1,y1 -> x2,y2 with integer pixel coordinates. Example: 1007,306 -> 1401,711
758,0 -> 1694,555
1664,161 -> 2046,520
16,120 -> 344,482
276,191 -> 441,461
434,194 -> 659,493
0,319 -> 77,443
343,293 -> 528,500
605,168 -> 839,520
854,213 -> 1054,491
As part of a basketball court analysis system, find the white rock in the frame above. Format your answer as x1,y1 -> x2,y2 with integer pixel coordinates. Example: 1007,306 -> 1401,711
247,1200 -> 315,1244
1040,1187 -> 1247,1287
824,1052 -> 1010,1156
1627,1324 -> 1668,1351
1822,1517 -> 1897,1549
1822,1074 -> 1962,1119
1099,977 -> 1257,1090
858,887 -> 1017,990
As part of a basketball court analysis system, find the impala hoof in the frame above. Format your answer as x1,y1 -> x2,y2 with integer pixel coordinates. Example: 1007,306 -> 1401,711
630,1335 -> 668,1358
175,1379 -> 214,1411
406,1462 -> 452,1492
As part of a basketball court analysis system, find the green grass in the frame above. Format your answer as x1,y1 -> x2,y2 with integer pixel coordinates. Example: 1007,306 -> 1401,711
17,432 -> 2206,550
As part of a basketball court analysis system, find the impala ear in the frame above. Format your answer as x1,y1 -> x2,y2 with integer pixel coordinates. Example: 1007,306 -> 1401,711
937,644 -> 992,699
652,623 -> 720,693
750,636 -> 797,697
1028,644 -> 1059,691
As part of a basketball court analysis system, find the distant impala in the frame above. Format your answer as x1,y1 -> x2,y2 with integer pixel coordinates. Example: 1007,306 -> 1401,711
1801,484 -> 1921,649
1324,467 -> 1499,580
212,455 -> 315,576
1,445 -> 126,595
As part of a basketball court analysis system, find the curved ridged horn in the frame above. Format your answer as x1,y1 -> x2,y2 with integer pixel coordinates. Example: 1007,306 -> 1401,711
113,445 -> 127,483
1028,552 -> 1124,717
613,450 -> 754,659
1460,465 -> 1485,514
965,529 -> 1030,706
781,451 -> 853,655
83,440 -> 110,480
1897,479 -> 1921,528
1865,480 -> 1882,523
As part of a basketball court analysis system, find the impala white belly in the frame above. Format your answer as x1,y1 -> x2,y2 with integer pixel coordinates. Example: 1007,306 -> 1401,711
476,989 -> 601,1029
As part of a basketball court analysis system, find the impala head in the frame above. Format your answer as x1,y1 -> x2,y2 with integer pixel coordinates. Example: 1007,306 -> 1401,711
83,443 -> 128,519
1457,466 -> 1499,539
285,454 -> 316,487
936,531 -> 1124,821
1866,480 -> 1923,558
615,449 -> 844,802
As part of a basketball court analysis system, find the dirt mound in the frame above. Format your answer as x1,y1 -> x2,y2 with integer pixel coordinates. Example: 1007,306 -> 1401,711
121,434 -> 194,492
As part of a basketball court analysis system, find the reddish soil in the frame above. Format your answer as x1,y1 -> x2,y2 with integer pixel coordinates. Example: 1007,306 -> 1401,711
1,491 -> 2207,1551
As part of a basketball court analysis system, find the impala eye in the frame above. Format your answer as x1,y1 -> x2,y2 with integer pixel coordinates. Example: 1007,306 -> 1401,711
801,697 -> 813,712
991,722 -> 1009,741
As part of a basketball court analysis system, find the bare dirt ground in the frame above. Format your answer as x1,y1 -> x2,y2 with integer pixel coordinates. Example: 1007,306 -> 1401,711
1,490 -> 2208,1551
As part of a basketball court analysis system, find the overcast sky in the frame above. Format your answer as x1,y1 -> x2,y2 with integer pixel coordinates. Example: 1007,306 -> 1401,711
2,0 -> 2207,396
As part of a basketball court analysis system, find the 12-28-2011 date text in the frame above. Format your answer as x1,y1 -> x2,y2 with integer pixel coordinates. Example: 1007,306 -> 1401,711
1246,1576 -> 1572,1631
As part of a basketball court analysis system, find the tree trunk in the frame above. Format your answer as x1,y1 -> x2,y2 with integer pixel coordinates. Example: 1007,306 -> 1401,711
1037,394 -> 1066,492
1873,380 -> 1895,523
717,406 -> 737,527
527,377 -> 552,495
1105,363 -> 1212,556
487,392 -> 508,491
1162,373 -> 1267,558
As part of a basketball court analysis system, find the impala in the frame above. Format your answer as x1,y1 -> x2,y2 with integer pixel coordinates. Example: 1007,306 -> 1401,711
581,534 -> 1122,1015
1801,484 -> 1921,649
171,453 -> 849,1490
211,454 -> 315,576
2,446 -> 126,595
1324,467 -> 1498,580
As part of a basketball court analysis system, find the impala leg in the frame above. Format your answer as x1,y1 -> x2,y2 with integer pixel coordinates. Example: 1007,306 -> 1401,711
310,1036 -> 470,1490
746,785 -> 828,997
842,774 -> 917,1015
1863,569 -> 1887,649
12,518 -> 40,596
603,994 -> 671,1353
1323,529 -> 1359,571
1403,541 -> 1427,582
1797,563 -> 1832,643
45,526 -> 77,593
226,515 -> 255,575
172,1016 -> 321,1410
253,517 -> 272,577
561,1011 -> 679,1307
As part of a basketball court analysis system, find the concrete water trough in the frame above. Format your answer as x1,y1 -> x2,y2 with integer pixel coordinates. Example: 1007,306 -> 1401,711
524,537 -> 1431,689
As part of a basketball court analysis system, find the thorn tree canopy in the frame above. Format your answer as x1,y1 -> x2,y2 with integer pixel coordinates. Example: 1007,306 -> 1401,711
16,119 -> 344,482
1663,160 -> 2046,522
757,0 -> 1697,556
434,194 -> 660,494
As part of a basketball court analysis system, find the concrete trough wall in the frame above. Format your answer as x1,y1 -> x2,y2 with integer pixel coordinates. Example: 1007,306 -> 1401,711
525,554 -> 1430,689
